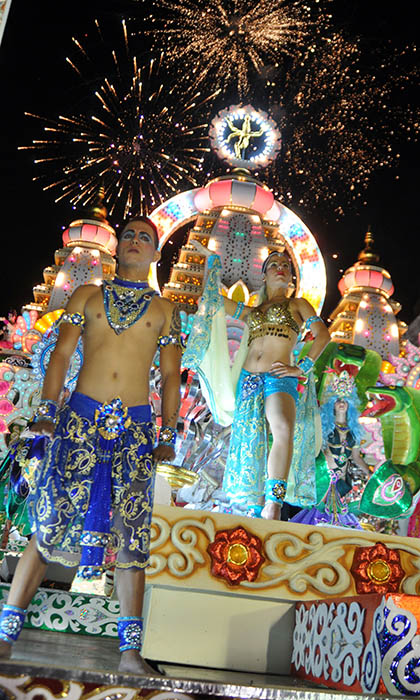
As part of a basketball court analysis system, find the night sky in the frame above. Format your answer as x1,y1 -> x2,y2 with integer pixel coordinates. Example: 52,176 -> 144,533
0,0 -> 418,325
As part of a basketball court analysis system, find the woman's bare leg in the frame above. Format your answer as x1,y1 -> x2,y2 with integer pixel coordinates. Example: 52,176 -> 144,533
0,535 -> 47,657
261,392 -> 296,520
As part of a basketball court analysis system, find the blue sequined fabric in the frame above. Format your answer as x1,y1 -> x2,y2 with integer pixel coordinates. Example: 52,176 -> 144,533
223,369 -> 316,509
0,604 -> 27,644
27,392 -> 156,578
223,370 -> 267,507
118,616 -> 143,652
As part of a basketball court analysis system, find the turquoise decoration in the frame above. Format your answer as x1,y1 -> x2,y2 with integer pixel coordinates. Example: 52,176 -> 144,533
179,310 -> 195,336
247,505 -> 263,517
0,604 -> 27,644
118,616 -> 143,652
265,478 -> 287,504
223,371 -> 267,506
182,254 -> 224,371
303,315 -> 322,330
103,277 -> 156,335
297,355 -> 315,375
232,301 -> 244,319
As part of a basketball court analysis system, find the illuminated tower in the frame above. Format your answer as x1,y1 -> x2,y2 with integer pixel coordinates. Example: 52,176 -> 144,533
329,229 -> 406,358
23,190 -> 117,314
161,170 -> 327,314
162,170 -> 288,311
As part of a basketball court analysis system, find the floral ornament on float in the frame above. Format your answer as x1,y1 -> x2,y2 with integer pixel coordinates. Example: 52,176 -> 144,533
207,526 -> 265,586
350,541 -> 405,594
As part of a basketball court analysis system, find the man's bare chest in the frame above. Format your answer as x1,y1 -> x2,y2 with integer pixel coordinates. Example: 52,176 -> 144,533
84,290 -> 164,340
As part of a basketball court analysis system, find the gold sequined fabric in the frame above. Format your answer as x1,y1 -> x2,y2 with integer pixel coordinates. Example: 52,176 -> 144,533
247,301 -> 300,344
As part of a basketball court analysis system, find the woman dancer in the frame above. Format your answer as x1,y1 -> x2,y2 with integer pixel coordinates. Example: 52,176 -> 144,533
183,247 -> 330,519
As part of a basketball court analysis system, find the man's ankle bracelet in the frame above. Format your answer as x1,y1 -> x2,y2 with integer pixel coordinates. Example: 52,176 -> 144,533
118,616 -> 143,652
0,604 -> 27,644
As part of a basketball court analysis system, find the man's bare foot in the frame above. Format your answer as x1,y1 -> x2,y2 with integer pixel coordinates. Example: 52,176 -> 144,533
261,501 -> 282,520
0,640 -> 12,658
118,650 -> 162,675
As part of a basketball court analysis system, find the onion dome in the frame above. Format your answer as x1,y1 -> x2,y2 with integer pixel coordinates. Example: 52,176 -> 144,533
338,230 -> 394,299
62,186 -> 118,256
194,171 -> 280,221
62,219 -> 117,256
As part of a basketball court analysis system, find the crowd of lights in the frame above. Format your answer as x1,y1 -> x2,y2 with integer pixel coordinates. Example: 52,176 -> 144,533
209,105 -> 281,169
19,19 -> 219,218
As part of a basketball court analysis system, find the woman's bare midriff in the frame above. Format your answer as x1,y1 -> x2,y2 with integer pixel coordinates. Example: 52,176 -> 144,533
242,334 -> 297,374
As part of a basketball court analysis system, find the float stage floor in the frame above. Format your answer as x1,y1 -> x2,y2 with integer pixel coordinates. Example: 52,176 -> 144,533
0,628 -> 385,700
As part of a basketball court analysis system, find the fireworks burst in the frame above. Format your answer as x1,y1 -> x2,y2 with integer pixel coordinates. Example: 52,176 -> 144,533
19,20 -> 219,218
261,34 -> 419,216
141,0 -> 318,97
141,0 -> 418,217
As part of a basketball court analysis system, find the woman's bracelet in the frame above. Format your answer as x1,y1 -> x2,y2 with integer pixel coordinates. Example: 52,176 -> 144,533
33,399 -> 58,423
158,425 -> 177,446
297,356 -> 315,375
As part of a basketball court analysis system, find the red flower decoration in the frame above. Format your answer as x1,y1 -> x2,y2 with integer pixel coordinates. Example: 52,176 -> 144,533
207,526 -> 265,586
351,542 -> 405,594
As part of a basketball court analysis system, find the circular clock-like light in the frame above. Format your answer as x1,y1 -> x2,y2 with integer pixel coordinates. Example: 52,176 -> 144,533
209,104 -> 281,170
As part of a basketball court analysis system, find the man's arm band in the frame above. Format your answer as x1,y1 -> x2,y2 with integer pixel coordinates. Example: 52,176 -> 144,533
59,312 -> 85,330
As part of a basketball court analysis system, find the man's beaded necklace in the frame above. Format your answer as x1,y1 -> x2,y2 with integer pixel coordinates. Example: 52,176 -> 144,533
103,277 -> 156,334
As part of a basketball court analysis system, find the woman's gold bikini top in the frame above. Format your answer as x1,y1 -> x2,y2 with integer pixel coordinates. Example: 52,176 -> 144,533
246,300 -> 300,344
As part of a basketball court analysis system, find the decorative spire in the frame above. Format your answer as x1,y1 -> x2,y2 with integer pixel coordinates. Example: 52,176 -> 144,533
86,184 -> 109,223
357,227 -> 380,265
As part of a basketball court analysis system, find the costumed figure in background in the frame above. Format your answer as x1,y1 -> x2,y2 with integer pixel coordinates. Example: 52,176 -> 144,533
0,310 -> 17,350
292,369 -> 370,529
0,216 -> 183,675
183,245 -> 330,520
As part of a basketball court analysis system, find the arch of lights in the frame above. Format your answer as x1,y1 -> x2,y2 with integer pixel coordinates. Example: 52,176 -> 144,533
150,189 -> 327,313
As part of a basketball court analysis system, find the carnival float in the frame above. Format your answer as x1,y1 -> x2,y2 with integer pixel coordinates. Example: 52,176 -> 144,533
1,105 -> 420,697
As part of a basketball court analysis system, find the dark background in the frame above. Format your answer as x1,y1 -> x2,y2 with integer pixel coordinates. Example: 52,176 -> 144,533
0,0 -> 418,323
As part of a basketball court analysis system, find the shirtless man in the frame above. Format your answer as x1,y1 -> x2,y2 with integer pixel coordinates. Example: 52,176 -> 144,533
0,216 -> 182,674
